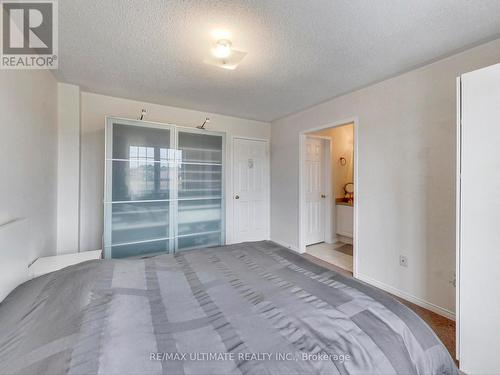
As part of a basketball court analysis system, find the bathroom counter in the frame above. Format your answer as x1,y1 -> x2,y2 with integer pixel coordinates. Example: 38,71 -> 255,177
335,199 -> 353,207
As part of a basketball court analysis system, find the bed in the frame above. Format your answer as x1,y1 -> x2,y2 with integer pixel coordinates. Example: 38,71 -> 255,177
0,241 -> 458,375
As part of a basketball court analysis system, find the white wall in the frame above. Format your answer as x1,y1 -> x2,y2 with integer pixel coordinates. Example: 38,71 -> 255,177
271,38 -> 500,318
0,70 -> 58,301
56,83 -> 81,254
79,92 -> 271,251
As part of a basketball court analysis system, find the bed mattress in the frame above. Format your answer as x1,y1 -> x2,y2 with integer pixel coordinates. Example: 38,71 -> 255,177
0,241 -> 458,375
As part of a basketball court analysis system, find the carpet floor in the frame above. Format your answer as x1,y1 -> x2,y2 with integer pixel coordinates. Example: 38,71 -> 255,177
302,253 -> 457,363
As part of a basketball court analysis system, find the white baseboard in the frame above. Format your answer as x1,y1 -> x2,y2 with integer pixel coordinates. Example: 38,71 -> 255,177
356,273 -> 456,321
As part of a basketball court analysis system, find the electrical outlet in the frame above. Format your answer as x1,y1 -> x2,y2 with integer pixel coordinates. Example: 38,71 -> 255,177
399,255 -> 408,267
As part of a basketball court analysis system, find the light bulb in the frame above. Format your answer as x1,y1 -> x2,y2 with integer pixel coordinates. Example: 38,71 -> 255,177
213,40 -> 232,59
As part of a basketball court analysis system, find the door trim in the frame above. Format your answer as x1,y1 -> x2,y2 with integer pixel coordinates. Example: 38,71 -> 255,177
455,76 -> 462,360
231,136 -> 270,243
298,117 -> 359,279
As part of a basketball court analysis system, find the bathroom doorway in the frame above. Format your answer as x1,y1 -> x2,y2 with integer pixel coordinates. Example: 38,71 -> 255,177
299,119 -> 357,274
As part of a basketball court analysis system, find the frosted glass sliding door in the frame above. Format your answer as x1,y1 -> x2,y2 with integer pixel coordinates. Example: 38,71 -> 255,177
176,130 -> 224,251
104,118 -> 225,258
104,119 -> 174,258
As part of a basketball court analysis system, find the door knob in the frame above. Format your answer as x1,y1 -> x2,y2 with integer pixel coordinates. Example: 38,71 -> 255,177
320,194 -> 326,198
235,194 -> 240,199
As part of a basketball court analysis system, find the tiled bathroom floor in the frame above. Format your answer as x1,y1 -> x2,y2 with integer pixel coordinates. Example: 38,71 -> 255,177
306,241 -> 353,273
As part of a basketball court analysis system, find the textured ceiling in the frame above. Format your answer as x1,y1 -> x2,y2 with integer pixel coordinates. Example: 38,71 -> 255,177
55,0 -> 500,121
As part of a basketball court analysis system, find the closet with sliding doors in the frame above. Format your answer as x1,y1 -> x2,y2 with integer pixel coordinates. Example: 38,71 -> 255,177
103,117 -> 225,259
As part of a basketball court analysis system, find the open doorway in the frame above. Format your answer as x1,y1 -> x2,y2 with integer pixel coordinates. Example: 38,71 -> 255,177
299,120 -> 356,274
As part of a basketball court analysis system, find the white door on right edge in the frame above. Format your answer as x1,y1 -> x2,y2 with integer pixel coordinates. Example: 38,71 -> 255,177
233,138 -> 269,243
459,62 -> 500,375
305,137 -> 325,245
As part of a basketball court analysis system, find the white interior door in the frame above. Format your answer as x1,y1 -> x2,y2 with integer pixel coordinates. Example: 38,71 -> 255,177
305,137 -> 325,245
233,138 -> 269,242
458,63 -> 500,374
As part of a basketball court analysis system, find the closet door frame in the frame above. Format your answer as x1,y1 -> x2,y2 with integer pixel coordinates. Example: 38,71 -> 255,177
103,116 -> 226,258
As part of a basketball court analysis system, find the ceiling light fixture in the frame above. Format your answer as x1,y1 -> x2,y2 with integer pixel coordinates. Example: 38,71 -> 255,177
204,33 -> 247,70
212,39 -> 232,59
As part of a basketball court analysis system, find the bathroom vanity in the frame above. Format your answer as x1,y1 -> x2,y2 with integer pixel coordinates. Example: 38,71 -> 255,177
336,201 -> 353,239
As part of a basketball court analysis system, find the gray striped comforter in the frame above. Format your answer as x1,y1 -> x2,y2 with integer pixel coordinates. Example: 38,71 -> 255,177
0,241 -> 458,375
